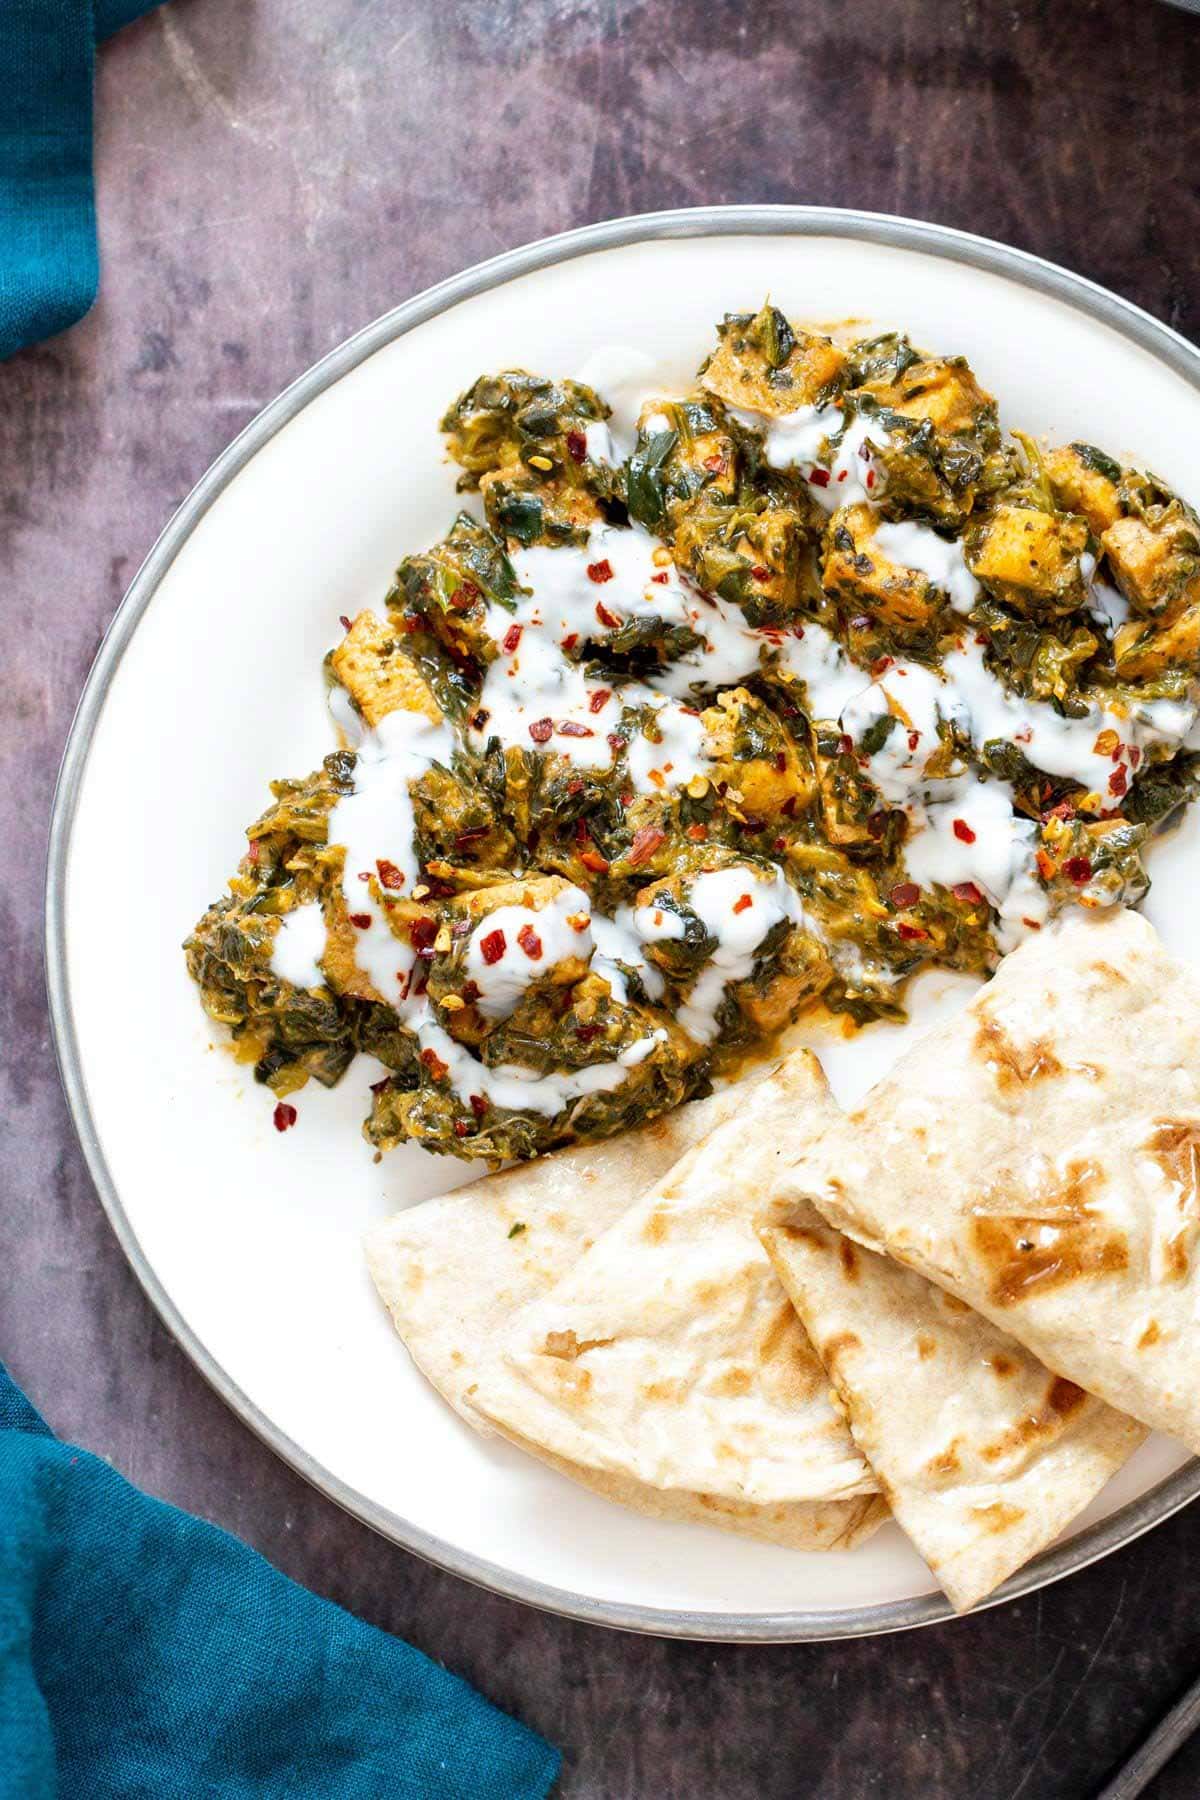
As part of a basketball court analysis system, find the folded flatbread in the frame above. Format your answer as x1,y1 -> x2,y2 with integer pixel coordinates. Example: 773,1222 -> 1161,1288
367,1080 -> 884,1549
774,907 -> 1200,1455
469,1052 -> 879,1509
760,1202 -> 1144,1610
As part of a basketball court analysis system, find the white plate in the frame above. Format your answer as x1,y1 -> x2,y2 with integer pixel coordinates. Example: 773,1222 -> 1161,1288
48,208 -> 1200,1640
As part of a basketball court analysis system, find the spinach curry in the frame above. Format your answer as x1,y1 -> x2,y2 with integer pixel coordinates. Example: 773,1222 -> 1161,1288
186,304 -> 1200,1161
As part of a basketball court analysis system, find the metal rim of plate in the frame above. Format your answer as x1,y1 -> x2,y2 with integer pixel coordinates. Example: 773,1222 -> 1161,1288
45,205 -> 1200,1642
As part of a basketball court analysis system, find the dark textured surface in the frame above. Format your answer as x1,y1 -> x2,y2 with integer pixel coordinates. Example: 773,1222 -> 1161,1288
4,2 -> 1200,1795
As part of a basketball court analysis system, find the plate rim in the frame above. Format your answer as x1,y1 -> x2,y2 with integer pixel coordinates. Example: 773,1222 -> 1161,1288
45,202 -> 1200,1642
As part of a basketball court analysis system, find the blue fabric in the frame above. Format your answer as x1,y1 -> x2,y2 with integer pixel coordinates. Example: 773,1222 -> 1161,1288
0,2 -> 165,362
0,1363 -> 559,1800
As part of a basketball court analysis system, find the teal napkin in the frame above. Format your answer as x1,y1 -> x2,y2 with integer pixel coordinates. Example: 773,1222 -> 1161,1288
0,2 -> 167,361
0,1363 -> 560,1799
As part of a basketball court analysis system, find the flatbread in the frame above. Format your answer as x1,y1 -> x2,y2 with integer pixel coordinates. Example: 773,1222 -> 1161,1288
367,1080 -> 884,1549
760,1202 -> 1144,1610
470,1052 -> 878,1507
774,907 -> 1200,1455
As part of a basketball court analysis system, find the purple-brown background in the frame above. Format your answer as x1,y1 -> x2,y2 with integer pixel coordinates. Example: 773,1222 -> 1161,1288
4,2 -> 1200,1795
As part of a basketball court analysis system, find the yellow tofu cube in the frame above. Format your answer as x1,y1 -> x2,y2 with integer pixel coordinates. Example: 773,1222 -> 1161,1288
702,313 -> 846,417
865,357 -> 993,434
1045,445 -> 1122,535
1102,514 -> 1200,620
967,504 -> 1090,617
821,504 -> 944,634
1113,603 -> 1200,678
330,612 -> 443,727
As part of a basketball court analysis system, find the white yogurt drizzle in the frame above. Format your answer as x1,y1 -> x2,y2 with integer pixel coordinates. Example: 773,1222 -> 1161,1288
269,900 -> 328,990
871,519 -> 981,614
467,521 -> 762,792
632,866 -> 801,1044
464,885 -> 593,1021
730,402 -> 890,512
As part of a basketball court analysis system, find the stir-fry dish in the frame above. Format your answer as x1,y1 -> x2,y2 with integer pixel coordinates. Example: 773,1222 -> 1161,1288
186,303 -> 1200,1161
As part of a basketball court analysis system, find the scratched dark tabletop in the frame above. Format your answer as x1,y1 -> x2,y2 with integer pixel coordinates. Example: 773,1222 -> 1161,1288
4,2 -> 1200,1796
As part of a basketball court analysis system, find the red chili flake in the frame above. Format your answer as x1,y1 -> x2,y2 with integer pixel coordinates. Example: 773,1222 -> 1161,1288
896,922 -> 929,941
410,915 -> 438,955
607,733 -> 625,757
792,626 -> 806,641
449,579 -> 481,613
349,912 -> 372,930
517,923 -> 543,960
561,632 -> 579,653
528,717 -> 554,743
479,928 -> 507,965
412,972 -> 429,998
952,818 -> 976,844
866,811 -> 888,840
420,1047 -> 449,1080
890,882 -> 920,909
580,848 -> 610,873
454,826 -> 490,853
1109,765 -> 1129,797
575,1024 -> 601,1043
870,655 -> 894,676
773,751 -> 787,771
651,571 -> 670,585
589,688 -> 612,714
1064,856 -> 1094,885
272,1102 -> 297,1133
339,614 -> 352,632
566,429 -> 587,463
750,565 -> 770,582
453,1120 -> 471,1138
865,469 -> 876,490
686,824 -> 708,841
620,790 -> 633,807
809,468 -> 831,488
461,980 -> 481,1004
357,870 -> 372,883
773,835 -> 787,851
628,824 -> 666,866
839,733 -> 854,755
595,599 -> 621,629
732,893 -> 753,914
502,622 -> 523,654
567,778 -> 584,796
247,839 -> 261,865
574,817 -> 590,845
557,720 -> 595,738
953,881 -> 984,905
469,1093 -> 487,1119
908,730 -> 921,752
377,859 -> 405,890
587,559 -> 614,584
703,453 -> 727,473
469,708 -> 490,730
1129,745 -> 1142,769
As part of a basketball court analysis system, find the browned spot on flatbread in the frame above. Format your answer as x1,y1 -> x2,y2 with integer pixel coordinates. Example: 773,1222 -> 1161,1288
973,1016 -> 1064,1092
987,1353 -> 1017,1379
970,1160 -> 1127,1305
979,1376 -> 1086,1464
916,1334 -> 938,1360
971,1501 -> 1025,1534
838,1237 -> 860,1282
542,1330 -> 614,1360
641,1378 -> 687,1403
821,1331 -> 862,1365
1093,961 -> 1129,986
779,1222 -> 825,1249
1139,1320 -> 1162,1349
941,1294 -> 972,1317
925,1440 -> 962,1478
709,1367 -> 753,1398
642,1208 -> 670,1245
1144,1120 -> 1200,1281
